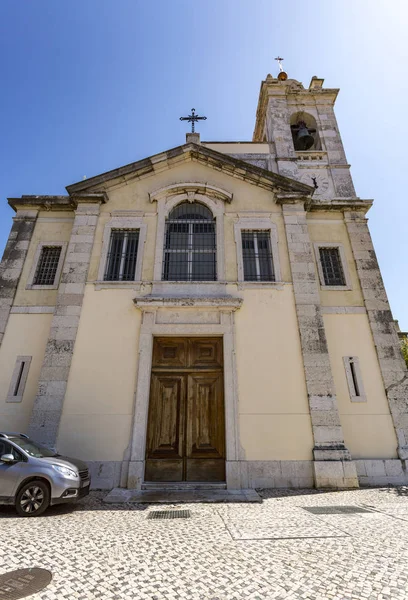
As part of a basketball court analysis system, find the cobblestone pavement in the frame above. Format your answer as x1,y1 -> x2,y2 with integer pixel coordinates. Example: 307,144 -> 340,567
1,487 -> 408,599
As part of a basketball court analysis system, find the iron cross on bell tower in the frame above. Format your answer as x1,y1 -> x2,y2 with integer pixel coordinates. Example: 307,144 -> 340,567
179,108 -> 207,133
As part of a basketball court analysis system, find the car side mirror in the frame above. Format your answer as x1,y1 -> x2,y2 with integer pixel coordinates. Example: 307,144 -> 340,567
1,454 -> 16,463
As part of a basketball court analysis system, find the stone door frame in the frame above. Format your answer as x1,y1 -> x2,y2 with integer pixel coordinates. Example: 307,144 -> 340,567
126,297 -> 243,490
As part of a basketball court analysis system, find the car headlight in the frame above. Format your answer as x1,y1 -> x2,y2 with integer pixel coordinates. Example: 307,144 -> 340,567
52,465 -> 79,479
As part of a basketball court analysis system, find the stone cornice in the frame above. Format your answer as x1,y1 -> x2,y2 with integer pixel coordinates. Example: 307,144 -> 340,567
308,199 -> 373,213
133,296 -> 243,310
276,194 -> 373,214
66,143 -> 313,197
8,193 -> 107,213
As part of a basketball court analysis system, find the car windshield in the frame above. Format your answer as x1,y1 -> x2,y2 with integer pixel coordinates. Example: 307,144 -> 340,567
10,437 -> 57,458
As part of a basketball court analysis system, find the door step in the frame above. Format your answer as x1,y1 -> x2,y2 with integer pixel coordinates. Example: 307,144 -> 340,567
104,487 -> 262,504
142,482 -> 227,491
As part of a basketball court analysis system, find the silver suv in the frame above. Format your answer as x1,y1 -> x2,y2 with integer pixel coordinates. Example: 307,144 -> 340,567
0,432 -> 90,517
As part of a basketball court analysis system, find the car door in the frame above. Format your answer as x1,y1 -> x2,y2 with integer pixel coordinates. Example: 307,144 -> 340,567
0,441 -> 27,499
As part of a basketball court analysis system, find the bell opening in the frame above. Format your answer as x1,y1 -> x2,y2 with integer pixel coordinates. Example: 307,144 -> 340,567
291,118 -> 318,152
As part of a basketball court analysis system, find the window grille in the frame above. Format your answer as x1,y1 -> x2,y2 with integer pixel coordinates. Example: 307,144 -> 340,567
104,230 -> 140,281
319,247 -> 346,286
162,202 -> 216,281
242,230 -> 275,282
33,246 -> 62,286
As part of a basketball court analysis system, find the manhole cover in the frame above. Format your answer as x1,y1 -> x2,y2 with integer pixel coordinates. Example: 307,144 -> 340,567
148,509 -> 191,520
0,568 -> 52,600
303,506 -> 373,515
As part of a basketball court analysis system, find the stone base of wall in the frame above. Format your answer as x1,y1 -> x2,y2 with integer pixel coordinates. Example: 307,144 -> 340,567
314,460 -> 359,489
87,461 -> 122,490
239,461 -> 315,489
86,459 -> 408,490
355,459 -> 408,486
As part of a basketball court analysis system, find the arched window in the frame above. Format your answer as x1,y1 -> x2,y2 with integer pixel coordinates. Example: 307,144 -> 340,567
163,202 -> 216,281
290,112 -> 321,151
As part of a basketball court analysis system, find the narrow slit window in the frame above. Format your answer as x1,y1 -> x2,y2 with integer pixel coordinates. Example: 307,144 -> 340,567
7,356 -> 32,403
242,230 -> 275,282
33,246 -> 62,286
14,361 -> 26,396
343,356 -> 366,402
349,360 -> 360,397
319,247 -> 346,286
104,230 -> 140,281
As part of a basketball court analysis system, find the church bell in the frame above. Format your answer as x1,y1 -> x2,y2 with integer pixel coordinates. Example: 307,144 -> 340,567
295,122 -> 315,151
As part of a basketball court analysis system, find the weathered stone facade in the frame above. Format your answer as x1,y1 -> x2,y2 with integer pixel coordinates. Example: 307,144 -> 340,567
281,201 -> 358,488
28,201 -> 103,446
345,211 -> 408,459
0,71 -> 406,491
0,210 -> 37,346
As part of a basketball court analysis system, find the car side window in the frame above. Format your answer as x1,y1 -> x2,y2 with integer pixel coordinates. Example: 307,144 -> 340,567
0,441 -> 23,461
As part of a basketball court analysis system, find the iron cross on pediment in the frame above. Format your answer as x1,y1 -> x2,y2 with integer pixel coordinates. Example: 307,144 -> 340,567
179,108 -> 207,133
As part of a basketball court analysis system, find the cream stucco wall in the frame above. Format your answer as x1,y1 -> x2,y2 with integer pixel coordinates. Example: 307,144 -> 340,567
88,161 -> 286,285
324,313 -> 398,459
307,214 -> 364,307
235,287 -> 314,460
57,285 -> 141,461
14,212 -> 74,307
0,313 -> 52,432
1,157 -> 396,478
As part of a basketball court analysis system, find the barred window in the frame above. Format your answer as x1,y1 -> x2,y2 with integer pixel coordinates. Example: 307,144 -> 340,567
242,231 -> 275,282
163,202 -> 216,281
104,230 -> 140,281
33,246 -> 62,286
319,247 -> 346,286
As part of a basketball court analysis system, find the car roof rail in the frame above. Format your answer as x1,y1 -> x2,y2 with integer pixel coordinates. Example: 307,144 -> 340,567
0,432 -> 29,439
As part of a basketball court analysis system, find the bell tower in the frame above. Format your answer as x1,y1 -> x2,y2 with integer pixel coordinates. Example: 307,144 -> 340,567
253,70 -> 356,200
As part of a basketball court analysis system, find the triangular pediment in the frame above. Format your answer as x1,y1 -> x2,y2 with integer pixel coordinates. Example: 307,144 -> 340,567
66,142 -> 313,197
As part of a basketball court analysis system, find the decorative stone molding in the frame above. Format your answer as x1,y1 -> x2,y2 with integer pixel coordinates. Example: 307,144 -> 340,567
66,144 -> 312,196
344,210 -> 408,460
321,306 -> 366,314
282,201 -> 358,489
10,306 -> 55,314
96,215 -> 147,283
126,297 -> 242,490
134,296 -> 242,309
149,182 -> 233,204
0,209 -> 38,347
233,217 -> 282,284
313,242 -> 352,290
26,241 -> 68,290
28,202 -> 102,447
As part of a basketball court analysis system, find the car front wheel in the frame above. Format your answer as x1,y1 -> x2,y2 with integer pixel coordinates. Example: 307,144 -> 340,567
15,480 -> 50,517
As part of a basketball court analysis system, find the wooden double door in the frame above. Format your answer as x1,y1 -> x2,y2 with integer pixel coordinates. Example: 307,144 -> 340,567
145,337 -> 225,482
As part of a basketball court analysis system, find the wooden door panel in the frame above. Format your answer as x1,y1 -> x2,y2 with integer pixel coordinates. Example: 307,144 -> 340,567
146,374 -> 184,460
186,459 -> 225,482
145,459 -> 183,482
189,338 -> 223,369
146,338 -> 226,483
152,338 -> 188,368
186,373 -> 225,459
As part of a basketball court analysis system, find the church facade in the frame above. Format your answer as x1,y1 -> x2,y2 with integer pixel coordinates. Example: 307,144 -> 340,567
1,71 -> 408,491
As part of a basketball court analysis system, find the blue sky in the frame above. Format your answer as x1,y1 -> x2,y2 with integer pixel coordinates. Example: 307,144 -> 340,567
1,0 -> 407,327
